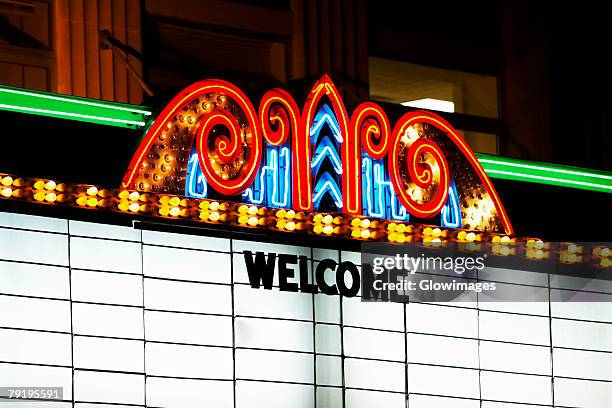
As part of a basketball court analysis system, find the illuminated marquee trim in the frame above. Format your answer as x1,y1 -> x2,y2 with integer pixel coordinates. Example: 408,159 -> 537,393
121,75 -> 514,235
3,172 -> 612,270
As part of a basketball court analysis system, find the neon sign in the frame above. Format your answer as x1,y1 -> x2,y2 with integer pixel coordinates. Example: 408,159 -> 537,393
122,74 -> 512,235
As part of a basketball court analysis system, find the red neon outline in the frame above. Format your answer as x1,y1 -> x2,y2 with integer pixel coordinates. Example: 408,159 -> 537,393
303,75 -> 357,214
388,111 -> 514,234
259,89 -> 303,210
121,79 -> 261,196
350,102 -> 391,160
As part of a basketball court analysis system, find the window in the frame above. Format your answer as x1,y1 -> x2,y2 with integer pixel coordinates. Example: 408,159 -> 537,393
71,269 -> 143,306
147,377 -> 233,408
73,370 -> 144,405
0,328 -> 71,366
73,336 -> 144,373
70,237 -> 141,274
408,364 -> 479,399
0,228 -> 68,265
145,310 -> 232,346
369,57 -> 500,154
143,245 -> 231,283
236,349 -> 314,383
480,371 -> 552,405
144,278 -> 231,315
369,57 -> 499,118
235,316 -> 313,352
345,358 -> 405,393
146,343 -> 233,379
0,260 -> 69,299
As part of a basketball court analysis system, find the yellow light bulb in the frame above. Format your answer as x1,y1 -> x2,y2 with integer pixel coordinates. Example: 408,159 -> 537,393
323,215 -> 333,225
1,176 -> 13,186
45,181 -> 56,190
1,187 -> 12,198
285,221 -> 296,231
86,186 -> 98,196
86,197 -> 98,207
361,219 -> 371,229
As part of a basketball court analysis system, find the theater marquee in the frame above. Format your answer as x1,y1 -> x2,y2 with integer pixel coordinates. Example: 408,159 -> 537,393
1,75 -> 517,244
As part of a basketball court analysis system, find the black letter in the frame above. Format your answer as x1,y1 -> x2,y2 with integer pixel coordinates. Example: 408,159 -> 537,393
278,254 -> 299,292
337,261 -> 360,297
316,259 -> 338,295
299,255 -> 318,293
244,251 -> 276,289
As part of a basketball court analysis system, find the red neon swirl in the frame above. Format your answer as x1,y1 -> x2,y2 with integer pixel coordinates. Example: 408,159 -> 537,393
351,102 -> 391,160
388,111 -> 514,234
259,89 -> 300,147
199,111 -> 242,165
122,79 -> 261,196
402,138 -> 450,216
259,89 -> 303,209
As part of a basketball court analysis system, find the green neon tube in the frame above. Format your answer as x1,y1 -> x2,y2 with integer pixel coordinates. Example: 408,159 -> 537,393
0,85 -> 152,129
476,153 -> 612,193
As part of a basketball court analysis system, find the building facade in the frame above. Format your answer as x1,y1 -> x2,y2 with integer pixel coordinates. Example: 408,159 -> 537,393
1,1 -> 611,407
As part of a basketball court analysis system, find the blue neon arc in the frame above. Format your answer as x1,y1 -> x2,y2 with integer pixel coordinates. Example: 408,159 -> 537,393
441,180 -> 462,228
311,136 -> 343,175
243,146 -> 291,207
310,104 -> 343,143
313,172 -> 343,208
362,157 -> 409,221
185,151 -> 208,198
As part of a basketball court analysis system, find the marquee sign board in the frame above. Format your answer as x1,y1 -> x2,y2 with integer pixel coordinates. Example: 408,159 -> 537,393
122,75 -> 513,236
0,75 -> 527,246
